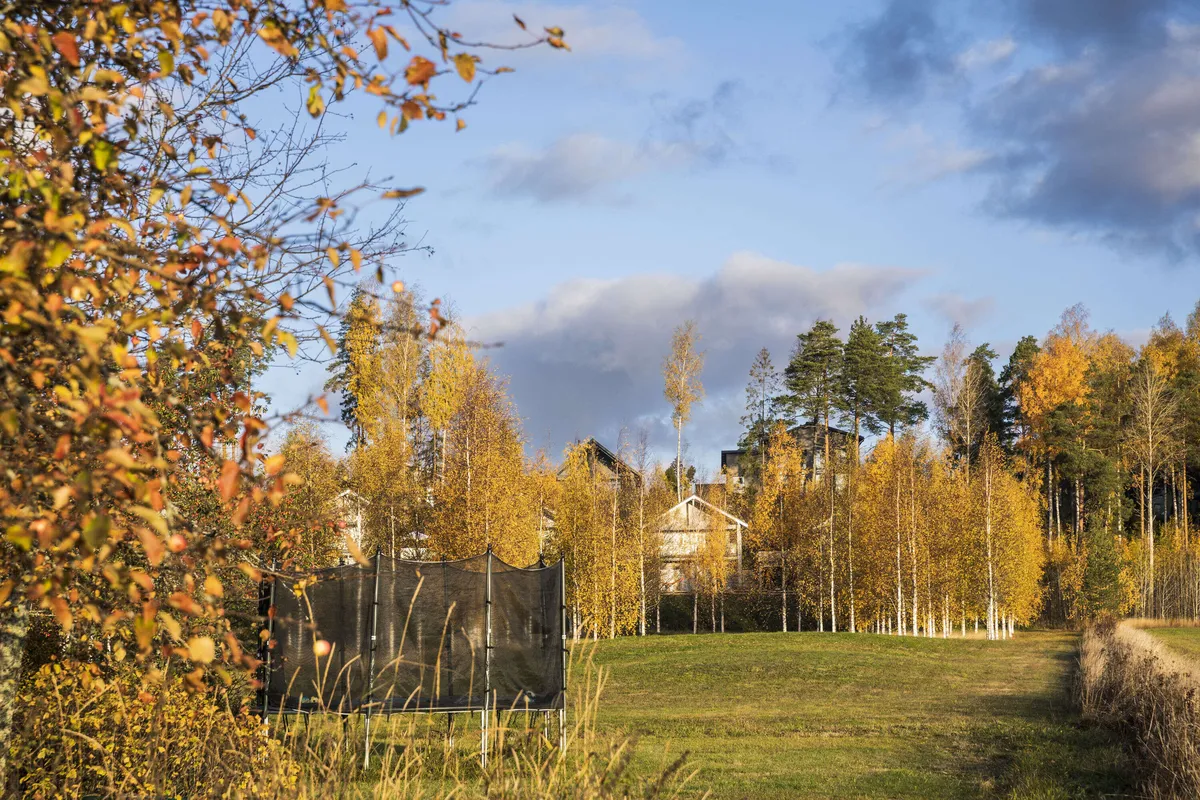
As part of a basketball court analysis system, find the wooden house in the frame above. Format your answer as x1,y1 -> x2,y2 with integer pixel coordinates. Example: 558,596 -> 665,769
658,494 -> 748,594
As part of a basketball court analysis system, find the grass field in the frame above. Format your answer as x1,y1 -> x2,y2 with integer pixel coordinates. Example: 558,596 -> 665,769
1145,626 -> 1200,661
587,631 -> 1135,799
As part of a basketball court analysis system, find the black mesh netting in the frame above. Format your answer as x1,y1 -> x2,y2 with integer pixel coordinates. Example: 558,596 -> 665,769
263,554 -> 563,713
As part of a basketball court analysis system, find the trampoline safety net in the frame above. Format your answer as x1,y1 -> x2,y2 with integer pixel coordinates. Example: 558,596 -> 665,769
261,552 -> 564,714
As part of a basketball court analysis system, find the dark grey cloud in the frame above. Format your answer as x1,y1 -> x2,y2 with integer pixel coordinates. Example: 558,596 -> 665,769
842,0 -> 1200,262
1013,0 -> 1176,52
838,0 -> 960,102
466,253 -> 925,466
648,80 -> 745,166
973,24 -> 1200,259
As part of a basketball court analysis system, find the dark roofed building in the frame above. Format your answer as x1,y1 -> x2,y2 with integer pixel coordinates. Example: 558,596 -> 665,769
719,423 -> 864,488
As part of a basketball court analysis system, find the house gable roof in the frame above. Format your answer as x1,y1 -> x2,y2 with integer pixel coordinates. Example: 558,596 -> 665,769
556,437 -> 640,481
660,494 -> 748,529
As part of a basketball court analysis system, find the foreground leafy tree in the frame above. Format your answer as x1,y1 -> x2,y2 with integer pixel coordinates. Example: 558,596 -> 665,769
0,0 -> 565,779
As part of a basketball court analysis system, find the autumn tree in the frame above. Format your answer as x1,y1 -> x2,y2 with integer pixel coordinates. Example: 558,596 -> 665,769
0,0 -> 566,777
784,320 -> 843,630
1127,358 -> 1181,614
663,321 -> 705,502
263,423 -> 342,571
933,324 -> 996,472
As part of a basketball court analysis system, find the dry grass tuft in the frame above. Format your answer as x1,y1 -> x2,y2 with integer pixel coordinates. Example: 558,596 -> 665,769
9,645 -> 695,799
1077,619 -> 1200,799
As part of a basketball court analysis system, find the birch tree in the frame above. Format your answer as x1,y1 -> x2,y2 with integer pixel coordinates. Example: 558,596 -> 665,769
663,321 -> 706,502
1127,359 -> 1181,614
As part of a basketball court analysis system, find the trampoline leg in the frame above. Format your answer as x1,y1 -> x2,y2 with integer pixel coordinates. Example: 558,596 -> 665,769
558,706 -> 566,753
480,706 -> 489,769
363,709 -> 372,769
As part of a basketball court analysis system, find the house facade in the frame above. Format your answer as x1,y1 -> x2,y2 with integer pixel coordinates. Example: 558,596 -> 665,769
658,494 -> 748,594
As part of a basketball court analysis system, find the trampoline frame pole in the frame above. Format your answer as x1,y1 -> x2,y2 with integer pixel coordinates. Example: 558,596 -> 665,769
261,560 -> 277,727
482,546 -> 493,768
559,556 -> 567,753
363,551 -> 382,768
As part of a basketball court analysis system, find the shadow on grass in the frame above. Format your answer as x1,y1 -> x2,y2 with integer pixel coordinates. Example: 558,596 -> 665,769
955,640 -> 1139,800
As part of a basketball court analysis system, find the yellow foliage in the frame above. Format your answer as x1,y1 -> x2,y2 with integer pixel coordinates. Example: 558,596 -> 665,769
11,660 -> 298,798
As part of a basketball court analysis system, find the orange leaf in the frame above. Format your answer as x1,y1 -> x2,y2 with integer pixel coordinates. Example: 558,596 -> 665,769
368,27 -> 387,60
513,14 -> 526,30
52,33 -> 80,66
53,434 -> 71,460
316,395 -> 329,415
405,55 -> 436,86
218,459 -> 239,501
137,526 -> 165,566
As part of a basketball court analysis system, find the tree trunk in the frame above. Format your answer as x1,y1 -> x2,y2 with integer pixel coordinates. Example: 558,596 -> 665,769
1046,461 -> 1053,547
895,466 -> 904,636
638,549 -> 647,637
781,552 -> 788,633
610,491 -> 617,640
692,591 -> 698,634
985,458 -> 997,641
675,419 -> 683,502
1076,476 -> 1083,539
1149,463 -> 1157,617
825,406 -> 836,633
910,457 -> 918,637
0,603 -> 29,787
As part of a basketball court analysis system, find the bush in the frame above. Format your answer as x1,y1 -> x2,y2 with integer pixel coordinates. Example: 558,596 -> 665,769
9,659 -> 299,799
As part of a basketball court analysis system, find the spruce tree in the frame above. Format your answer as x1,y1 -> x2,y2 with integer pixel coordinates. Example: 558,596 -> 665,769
739,347 -> 784,479
967,343 -> 1003,462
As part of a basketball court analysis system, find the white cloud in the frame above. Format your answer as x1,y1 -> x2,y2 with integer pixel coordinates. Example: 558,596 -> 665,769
876,123 -> 992,186
466,253 -> 926,464
957,37 -> 1017,70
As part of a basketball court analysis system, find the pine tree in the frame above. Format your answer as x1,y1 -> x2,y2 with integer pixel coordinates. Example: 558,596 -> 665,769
999,335 -> 1041,453
875,314 -> 934,437
838,317 -> 884,441
784,320 -> 843,630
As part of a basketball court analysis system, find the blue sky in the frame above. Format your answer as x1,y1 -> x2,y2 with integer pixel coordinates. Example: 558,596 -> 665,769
261,0 -> 1200,475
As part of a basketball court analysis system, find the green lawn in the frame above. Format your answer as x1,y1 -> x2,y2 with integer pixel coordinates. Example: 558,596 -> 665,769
1145,626 -> 1200,660
587,631 -> 1135,799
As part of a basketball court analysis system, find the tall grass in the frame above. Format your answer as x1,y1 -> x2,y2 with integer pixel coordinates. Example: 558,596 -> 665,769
1077,619 -> 1200,799
9,644 -> 695,799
